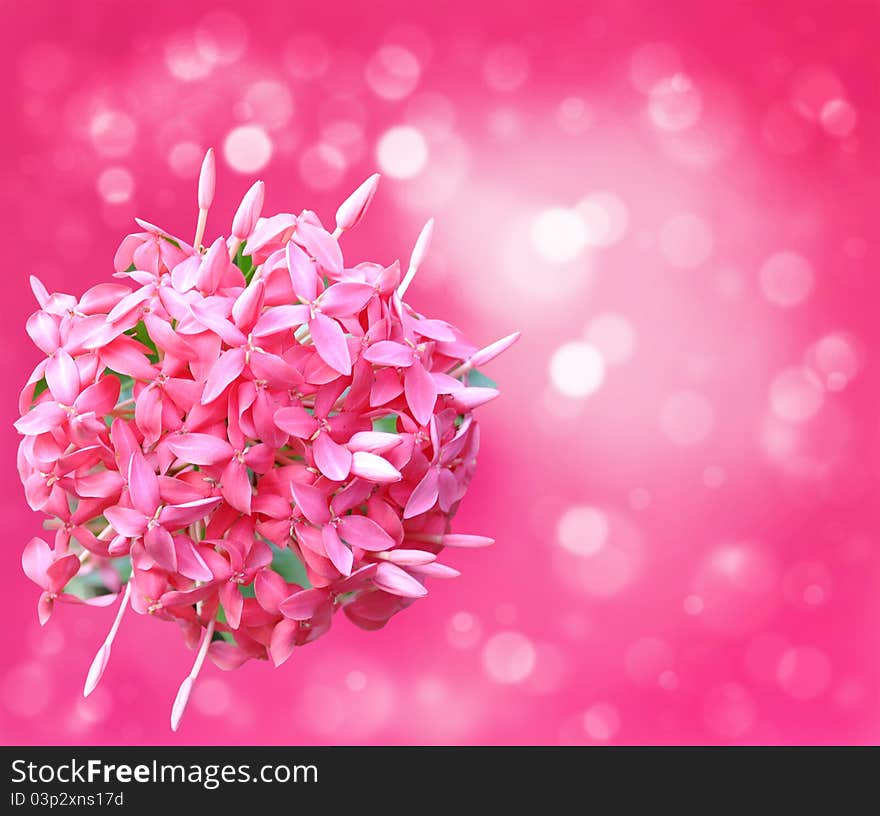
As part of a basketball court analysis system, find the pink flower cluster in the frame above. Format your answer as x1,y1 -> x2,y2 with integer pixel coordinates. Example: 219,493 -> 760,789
15,151 -> 517,730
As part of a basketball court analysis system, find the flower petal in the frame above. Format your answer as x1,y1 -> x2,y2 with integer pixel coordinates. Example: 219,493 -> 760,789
269,619 -> 298,667
290,480 -> 331,526
46,350 -> 80,405
255,569 -> 290,614
274,404 -> 318,438
373,562 -> 427,598
220,582 -> 243,630
449,387 -> 500,410
145,526 -> 177,571
403,467 -> 440,519
159,497 -> 222,528
189,299 -> 247,347
176,538 -> 213,582
337,515 -> 395,552
350,451 -> 402,483
378,549 -> 436,566
253,304 -> 310,337
22,537 -> 52,588
26,312 -> 60,355
313,433 -> 352,482
279,588 -> 329,620
105,506 -> 148,538
346,431 -> 402,455
321,525 -> 353,576
411,318 -> 456,342
470,331 -> 521,368
166,433 -> 234,466
128,450 -> 160,516
221,458 -> 252,514
294,219 -> 342,275
286,241 -> 319,303
14,402 -> 67,435
134,384 -> 163,447
363,341 -> 414,368
404,362 -> 437,426
309,312 -> 351,376
440,534 -> 495,548
201,348 -> 246,405
318,282 -> 374,318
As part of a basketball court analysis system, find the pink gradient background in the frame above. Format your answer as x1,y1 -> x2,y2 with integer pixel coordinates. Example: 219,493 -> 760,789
2,0 -> 879,745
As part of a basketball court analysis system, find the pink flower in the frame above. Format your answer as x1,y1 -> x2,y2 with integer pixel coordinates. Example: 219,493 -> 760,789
14,152 -> 518,731
22,537 -> 116,625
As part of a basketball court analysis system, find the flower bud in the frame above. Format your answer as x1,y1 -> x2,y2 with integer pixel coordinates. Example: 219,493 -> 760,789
335,173 -> 380,232
409,218 -> 434,272
232,180 -> 265,240
197,148 -> 215,210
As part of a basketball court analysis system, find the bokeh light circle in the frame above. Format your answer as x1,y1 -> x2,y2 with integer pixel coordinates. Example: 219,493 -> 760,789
482,44 -> 530,92
577,193 -> 629,247
820,99 -> 857,138
283,34 -> 330,80
693,544 -> 778,635
557,505 -> 609,556
659,213 -> 714,268
376,125 -> 428,179
195,11 -> 248,66
769,367 -> 824,424
704,683 -> 756,739
625,638 -> 675,687
167,141 -> 204,178
629,42 -> 682,94
365,45 -> 421,100
446,611 -> 483,650
583,703 -> 621,741
240,81 -> 294,131
96,167 -> 134,204
554,511 -> 644,598
777,646 -> 831,700
482,631 -> 536,684
648,74 -> 702,131
659,390 -> 715,446
804,332 -> 861,392
3,662 -> 52,718
759,251 -> 814,307
585,314 -> 636,366
223,125 -> 273,173
89,111 -> 137,158
531,207 -> 587,262
549,341 -> 605,398
298,143 -> 346,190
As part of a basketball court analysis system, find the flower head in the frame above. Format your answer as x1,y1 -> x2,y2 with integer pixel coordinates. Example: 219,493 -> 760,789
15,152 -> 518,731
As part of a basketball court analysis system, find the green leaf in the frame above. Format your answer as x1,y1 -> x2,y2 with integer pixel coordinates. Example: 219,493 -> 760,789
270,544 -> 310,587
65,573 -> 116,602
113,557 -> 133,584
234,241 -> 256,283
124,320 -> 158,363
372,414 -> 399,434
32,377 -> 49,401
468,368 -> 497,388
104,369 -> 134,404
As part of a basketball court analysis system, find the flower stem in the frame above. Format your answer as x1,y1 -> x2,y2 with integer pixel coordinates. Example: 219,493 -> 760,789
83,582 -> 132,697
171,618 -> 215,732
194,208 -> 208,249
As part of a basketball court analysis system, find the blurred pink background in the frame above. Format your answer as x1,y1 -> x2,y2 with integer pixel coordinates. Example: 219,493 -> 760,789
2,0 -> 879,745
